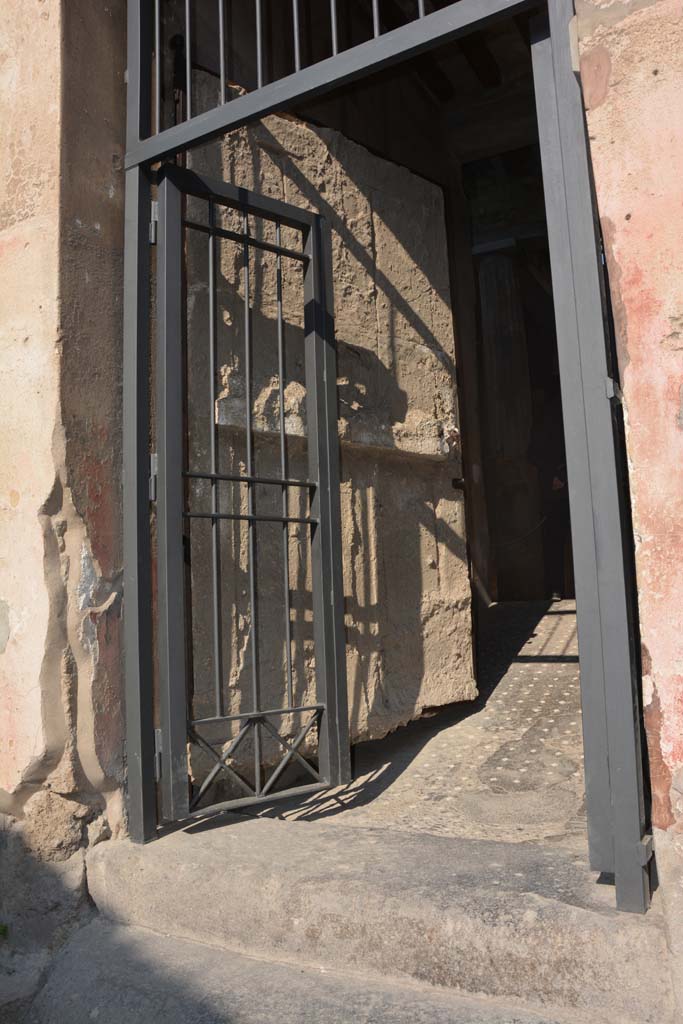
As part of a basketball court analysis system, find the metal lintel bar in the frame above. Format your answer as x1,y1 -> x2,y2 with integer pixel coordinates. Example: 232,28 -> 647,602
183,219 -> 307,262
192,702 -> 324,726
184,470 -> 317,489
125,0 -> 536,167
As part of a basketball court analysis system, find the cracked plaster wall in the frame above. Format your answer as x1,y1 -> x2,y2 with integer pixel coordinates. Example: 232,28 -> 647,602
578,0 -> 683,831
0,0 -> 126,869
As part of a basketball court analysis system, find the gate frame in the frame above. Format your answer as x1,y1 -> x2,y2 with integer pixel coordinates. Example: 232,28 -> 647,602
123,0 -> 652,912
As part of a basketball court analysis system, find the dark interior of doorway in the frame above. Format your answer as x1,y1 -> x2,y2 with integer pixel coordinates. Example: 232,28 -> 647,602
292,14 -> 574,610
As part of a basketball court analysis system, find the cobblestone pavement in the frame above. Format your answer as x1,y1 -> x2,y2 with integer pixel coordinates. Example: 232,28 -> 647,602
256,601 -> 586,849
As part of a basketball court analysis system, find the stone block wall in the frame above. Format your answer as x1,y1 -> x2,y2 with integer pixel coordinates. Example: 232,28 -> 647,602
185,112 -> 475,779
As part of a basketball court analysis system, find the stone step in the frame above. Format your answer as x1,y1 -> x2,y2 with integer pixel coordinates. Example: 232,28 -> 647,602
26,919 -> 589,1024
86,818 -> 676,1024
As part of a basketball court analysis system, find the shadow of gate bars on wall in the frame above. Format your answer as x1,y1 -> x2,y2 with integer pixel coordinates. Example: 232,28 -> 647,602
123,0 -> 653,914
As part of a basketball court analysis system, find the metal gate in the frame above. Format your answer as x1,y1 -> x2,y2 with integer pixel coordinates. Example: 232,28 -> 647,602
124,0 -> 652,912
155,165 -> 350,822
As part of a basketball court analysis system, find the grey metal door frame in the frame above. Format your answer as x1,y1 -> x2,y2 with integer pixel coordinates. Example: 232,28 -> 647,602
155,164 -> 350,822
123,0 -> 651,912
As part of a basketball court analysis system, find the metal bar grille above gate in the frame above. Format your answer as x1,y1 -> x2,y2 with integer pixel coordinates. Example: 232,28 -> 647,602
156,165 -> 350,822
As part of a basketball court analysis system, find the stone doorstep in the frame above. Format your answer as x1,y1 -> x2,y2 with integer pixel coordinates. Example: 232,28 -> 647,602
25,919 -> 591,1024
86,817 -> 676,1024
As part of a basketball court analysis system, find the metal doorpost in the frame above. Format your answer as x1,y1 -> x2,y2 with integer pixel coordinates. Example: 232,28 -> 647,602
532,3 -> 650,912
123,0 -> 156,842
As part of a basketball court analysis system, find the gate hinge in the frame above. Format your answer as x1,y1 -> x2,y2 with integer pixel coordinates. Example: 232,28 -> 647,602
605,377 -> 623,404
149,452 -> 158,502
149,201 -> 159,245
638,832 -> 654,867
153,728 -> 163,782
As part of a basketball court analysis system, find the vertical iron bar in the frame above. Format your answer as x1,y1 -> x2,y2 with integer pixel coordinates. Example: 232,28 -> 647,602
157,172 -> 190,822
255,0 -> 264,89
154,0 -> 161,134
372,0 -> 380,38
124,0 -> 156,842
218,0 -> 226,104
209,202 -> 224,718
123,167 -> 156,841
185,0 -> 192,119
292,0 -> 301,71
243,213 -> 261,792
303,217 -> 351,787
276,223 -> 294,708
330,0 -> 338,56
418,0 -> 426,17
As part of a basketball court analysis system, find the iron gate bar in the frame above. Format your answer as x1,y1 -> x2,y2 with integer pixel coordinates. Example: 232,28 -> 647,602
242,206 -> 261,794
184,470 -> 317,488
185,0 -> 192,118
124,0 -> 536,168
219,0 -> 227,105
184,220 -> 308,263
192,703 -> 325,727
123,0 -> 156,844
188,782 -> 329,820
184,512 -> 318,526
292,0 -> 302,73
304,216 -> 352,786
276,221 -> 295,707
189,720 -> 253,807
189,726 -> 256,803
208,200 -> 224,718
156,171 -> 191,823
531,6 -> 650,912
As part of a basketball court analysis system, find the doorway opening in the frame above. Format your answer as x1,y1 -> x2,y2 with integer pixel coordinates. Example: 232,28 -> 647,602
127,0 -> 651,910
169,12 -> 585,853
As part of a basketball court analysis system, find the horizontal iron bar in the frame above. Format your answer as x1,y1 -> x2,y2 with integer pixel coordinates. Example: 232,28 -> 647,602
126,0 -> 536,167
184,470 -> 317,488
192,703 -> 324,726
185,781 -> 329,820
158,165 -> 318,230
184,511 -> 318,526
183,219 -> 308,263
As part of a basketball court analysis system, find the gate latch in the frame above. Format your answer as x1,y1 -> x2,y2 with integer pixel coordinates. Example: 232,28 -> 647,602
153,728 -> 163,783
149,201 -> 159,245
149,453 -> 158,502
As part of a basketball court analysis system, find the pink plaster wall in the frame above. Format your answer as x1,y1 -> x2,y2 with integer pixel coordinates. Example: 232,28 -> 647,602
579,0 -> 683,828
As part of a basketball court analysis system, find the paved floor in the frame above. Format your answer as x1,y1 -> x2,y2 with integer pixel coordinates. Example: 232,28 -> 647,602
253,600 -> 586,849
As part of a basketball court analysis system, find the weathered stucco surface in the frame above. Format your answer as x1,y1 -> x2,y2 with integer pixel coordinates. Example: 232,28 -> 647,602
578,0 -> 683,832
185,113 -> 475,780
0,0 -> 126,849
